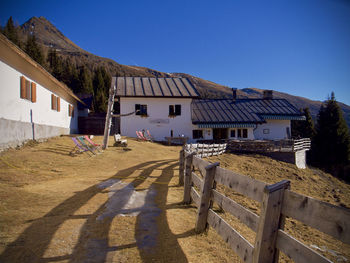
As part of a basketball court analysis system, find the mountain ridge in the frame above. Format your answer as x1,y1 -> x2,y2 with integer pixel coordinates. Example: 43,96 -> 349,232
15,16 -> 350,126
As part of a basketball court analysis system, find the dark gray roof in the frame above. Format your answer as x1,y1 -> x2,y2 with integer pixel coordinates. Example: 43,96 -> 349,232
192,99 -> 304,124
114,77 -> 200,98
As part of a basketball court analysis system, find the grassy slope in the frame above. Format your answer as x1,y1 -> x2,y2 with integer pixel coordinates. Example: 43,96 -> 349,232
0,136 -> 349,262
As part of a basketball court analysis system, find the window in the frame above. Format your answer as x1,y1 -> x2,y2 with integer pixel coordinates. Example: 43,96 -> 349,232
193,130 -> 203,139
135,104 -> 147,116
169,104 -> 181,116
68,104 -> 74,117
51,94 -> 61,111
20,76 -> 36,103
237,129 -> 248,138
230,129 -> 236,138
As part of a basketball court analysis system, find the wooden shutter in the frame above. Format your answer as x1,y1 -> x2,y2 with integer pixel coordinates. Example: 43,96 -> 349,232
71,105 -> 74,117
51,94 -> 56,110
169,105 -> 174,116
57,97 -> 60,112
20,76 -> 26,99
175,104 -> 181,115
31,82 -> 37,103
68,104 -> 73,117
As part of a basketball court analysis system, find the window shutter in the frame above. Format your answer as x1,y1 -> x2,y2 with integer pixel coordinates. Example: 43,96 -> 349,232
169,105 -> 174,115
20,76 -> 26,99
25,80 -> 31,100
175,104 -> 181,115
71,105 -> 74,117
31,82 -> 37,103
68,105 -> 71,116
51,94 -> 56,110
135,104 -> 141,115
57,97 -> 60,112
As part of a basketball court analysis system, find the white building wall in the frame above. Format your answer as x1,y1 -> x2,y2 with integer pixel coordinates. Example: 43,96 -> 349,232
120,97 -> 194,141
254,120 -> 291,140
0,60 -> 78,128
0,60 -> 78,149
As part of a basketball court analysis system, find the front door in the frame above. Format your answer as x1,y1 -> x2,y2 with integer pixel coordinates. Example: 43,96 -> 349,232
213,128 -> 228,141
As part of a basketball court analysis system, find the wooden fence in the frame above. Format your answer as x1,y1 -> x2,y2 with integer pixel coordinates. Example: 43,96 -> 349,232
179,152 -> 350,263
226,138 -> 311,153
184,143 -> 227,158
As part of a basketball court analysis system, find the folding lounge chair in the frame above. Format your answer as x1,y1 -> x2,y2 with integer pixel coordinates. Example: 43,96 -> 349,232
70,137 -> 92,156
77,136 -> 97,155
146,130 -> 154,141
84,135 -> 103,152
136,131 -> 144,141
114,134 -> 127,146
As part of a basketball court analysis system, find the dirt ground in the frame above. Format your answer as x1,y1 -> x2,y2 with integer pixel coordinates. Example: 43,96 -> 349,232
0,136 -> 349,263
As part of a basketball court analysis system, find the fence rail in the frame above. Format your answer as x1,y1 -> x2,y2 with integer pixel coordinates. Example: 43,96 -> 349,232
184,143 -> 227,158
179,151 -> 350,263
226,138 -> 311,153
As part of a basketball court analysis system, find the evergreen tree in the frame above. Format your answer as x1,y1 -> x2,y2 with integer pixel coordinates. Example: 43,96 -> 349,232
92,67 -> 111,112
78,66 -> 93,94
292,108 -> 315,138
25,34 -> 45,67
312,92 -> 350,178
47,48 -> 63,79
3,17 -> 21,47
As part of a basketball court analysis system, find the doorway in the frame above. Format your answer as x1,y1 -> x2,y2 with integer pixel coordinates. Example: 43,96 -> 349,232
213,128 -> 228,141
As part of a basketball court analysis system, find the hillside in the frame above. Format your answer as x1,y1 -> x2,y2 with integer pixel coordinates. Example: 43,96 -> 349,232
16,16 -> 350,125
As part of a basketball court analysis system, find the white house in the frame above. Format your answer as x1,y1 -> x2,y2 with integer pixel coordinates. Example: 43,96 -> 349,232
0,33 -> 81,150
114,78 -> 304,143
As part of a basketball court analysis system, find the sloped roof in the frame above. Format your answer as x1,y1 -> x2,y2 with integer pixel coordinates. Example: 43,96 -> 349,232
114,77 -> 199,98
192,99 -> 304,124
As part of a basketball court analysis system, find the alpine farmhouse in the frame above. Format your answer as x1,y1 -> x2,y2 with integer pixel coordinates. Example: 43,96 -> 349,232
114,77 -> 305,143
0,33 -> 81,150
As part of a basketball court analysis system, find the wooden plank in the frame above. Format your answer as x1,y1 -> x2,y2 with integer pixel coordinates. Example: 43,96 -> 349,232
179,150 -> 185,186
191,172 -> 203,189
195,162 -> 220,233
190,187 -> 200,207
276,230 -> 332,263
207,209 -> 253,263
282,189 -> 350,244
192,156 -> 209,176
253,180 -> 290,263
215,166 -> 267,202
183,153 -> 194,204
125,77 -> 135,96
141,77 -> 153,96
102,80 -> 116,150
211,189 -> 259,232
149,78 -> 163,96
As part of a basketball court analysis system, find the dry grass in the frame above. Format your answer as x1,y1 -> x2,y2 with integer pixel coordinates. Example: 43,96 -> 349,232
0,136 -> 349,262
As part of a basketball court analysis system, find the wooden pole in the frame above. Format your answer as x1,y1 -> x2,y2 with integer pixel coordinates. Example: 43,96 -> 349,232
195,162 -> 220,233
179,149 -> 185,186
102,78 -> 116,150
252,180 -> 290,263
183,153 -> 195,204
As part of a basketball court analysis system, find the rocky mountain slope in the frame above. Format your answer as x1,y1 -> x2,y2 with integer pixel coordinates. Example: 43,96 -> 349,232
17,16 -> 350,125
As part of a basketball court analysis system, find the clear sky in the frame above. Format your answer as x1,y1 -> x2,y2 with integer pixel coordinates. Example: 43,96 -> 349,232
1,0 -> 350,105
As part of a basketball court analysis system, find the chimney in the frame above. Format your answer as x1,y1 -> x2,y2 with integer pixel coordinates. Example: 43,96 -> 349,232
263,90 -> 273,99
232,88 -> 237,101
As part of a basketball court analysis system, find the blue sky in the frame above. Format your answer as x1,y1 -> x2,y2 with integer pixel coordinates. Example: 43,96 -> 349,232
1,0 -> 350,105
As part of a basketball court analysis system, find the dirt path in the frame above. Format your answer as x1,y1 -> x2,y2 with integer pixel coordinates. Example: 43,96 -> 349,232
0,136 -> 239,262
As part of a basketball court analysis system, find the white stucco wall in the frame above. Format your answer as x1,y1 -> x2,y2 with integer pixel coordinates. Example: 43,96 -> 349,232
120,97 -> 195,141
0,60 -> 78,130
254,120 -> 291,140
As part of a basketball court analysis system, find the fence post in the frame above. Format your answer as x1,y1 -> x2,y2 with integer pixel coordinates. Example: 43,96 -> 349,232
195,162 -> 220,233
179,149 -> 185,186
183,153 -> 195,204
252,180 -> 290,263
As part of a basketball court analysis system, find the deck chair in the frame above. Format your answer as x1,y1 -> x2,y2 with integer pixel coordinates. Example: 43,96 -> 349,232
70,137 -> 92,156
114,134 -> 127,146
136,131 -> 144,140
84,135 -> 103,152
146,130 -> 154,141
76,136 -> 97,155
138,131 -> 149,141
